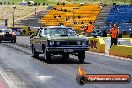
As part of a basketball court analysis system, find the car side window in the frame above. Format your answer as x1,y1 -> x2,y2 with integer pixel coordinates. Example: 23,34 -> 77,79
43,28 -> 47,35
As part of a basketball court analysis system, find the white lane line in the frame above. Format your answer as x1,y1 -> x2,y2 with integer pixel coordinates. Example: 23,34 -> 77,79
0,67 -> 17,88
35,75 -> 53,81
86,51 -> 132,61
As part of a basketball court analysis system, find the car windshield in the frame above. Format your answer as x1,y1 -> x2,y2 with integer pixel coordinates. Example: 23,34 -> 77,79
0,29 -> 12,33
43,28 -> 76,36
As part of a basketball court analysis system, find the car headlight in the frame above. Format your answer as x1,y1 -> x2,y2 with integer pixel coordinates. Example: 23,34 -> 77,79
49,41 -> 54,46
82,41 -> 87,45
77,41 -> 81,45
56,41 -> 60,45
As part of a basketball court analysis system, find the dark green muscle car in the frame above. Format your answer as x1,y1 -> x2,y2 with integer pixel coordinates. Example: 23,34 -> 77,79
30,26 -> 89,63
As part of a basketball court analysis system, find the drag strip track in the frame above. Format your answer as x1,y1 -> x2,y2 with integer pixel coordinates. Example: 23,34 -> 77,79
0,59 -> 30,88
0,43 -> 132,88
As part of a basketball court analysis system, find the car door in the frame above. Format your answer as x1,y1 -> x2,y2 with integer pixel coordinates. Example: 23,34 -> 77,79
37,29 -> 45,52
33,29 -> 43,52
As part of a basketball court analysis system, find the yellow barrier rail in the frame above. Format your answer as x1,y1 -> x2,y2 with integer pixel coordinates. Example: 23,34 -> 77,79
109,45 -> 132,58
130,38 -> 132,44
9,26 -> 33,36
88,37 -> 105,53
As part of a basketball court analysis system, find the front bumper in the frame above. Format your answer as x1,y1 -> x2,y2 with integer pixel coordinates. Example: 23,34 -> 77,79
46,46 -> 89,53
0,37 -> 16,41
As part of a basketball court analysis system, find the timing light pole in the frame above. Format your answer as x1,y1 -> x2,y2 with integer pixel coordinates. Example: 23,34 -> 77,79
12,6 -> 16,27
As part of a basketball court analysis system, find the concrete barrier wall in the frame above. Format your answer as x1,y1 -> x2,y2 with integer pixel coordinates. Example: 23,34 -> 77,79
109,45 -> 132,58
87,37 -> 132,57
88,37 -> 105,53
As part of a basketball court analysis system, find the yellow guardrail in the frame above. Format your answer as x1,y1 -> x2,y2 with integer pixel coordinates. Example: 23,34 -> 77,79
88,37 -> 105,53
9,26 -> 35,36
109,45 -> 132,58
130,38 -> 132,44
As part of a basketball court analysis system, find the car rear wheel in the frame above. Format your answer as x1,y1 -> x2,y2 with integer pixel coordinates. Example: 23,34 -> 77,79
78,51 -> 85,63
32,45 -> 39,58
44,49 -> 51,61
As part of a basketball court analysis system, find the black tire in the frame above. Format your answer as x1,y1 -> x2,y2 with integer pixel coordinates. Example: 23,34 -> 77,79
44,49 -> 51,61
0,40 -> 1,43
32,45 -> 39,58
11,40 -> 14,43
63,53 -> 69,60
13,39 -> 16,43
78,51 -> 85,63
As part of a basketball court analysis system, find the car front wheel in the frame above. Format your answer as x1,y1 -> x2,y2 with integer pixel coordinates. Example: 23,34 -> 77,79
32,45 -> 39,58
78,51 -> 85,63
13,39 -> 16,43
44,49 -> 51,61
11,40 -> 14,43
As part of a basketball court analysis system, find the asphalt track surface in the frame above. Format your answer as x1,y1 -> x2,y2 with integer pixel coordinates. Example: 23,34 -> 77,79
0,36 -> 132,88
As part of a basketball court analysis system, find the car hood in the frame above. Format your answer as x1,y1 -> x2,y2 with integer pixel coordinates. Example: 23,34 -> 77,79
47,35 -> 87,41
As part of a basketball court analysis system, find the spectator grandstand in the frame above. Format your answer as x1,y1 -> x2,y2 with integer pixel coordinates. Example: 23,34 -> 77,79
41,4 -> 101,30
106,5 -> 132,31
